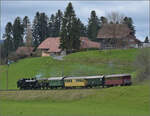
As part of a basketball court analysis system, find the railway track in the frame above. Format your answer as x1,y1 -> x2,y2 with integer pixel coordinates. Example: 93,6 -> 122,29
0,87 -> 103,92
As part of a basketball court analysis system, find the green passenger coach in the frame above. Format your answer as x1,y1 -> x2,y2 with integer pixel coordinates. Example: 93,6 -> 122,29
48,77 -> 64,89
85,76 -> 103,87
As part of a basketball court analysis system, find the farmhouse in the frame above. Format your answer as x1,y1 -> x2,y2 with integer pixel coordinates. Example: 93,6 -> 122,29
38,37 -> 61,56
38,37 -> 100,56
97,24 -> 141,49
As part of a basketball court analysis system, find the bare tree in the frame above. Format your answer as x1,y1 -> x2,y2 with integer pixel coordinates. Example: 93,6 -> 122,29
25,23 -> 33,47
106,12 -> 129,49
107,11 -> 125,24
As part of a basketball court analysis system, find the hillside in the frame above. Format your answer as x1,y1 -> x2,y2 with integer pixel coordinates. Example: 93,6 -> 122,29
0,48 -> 149,116
0,49 -> 139,90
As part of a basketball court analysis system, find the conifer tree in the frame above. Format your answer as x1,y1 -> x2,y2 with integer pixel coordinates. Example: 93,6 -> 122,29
23,16 -> 30,42
123,17 -> 135,36
78,19 -> 87,37
3,22 -> 14,56
100,16 -> 108,25
13,17 -> 24,50
54,10 -> 63,37
144,36 -> 149,43
32,12 -> 40,48
32,12 -> 49,48
48,10 -> 63,37
48,14 -> 56,37
60,2 -> 80,53
39,13 -> 49,43
87,10 -> 100,41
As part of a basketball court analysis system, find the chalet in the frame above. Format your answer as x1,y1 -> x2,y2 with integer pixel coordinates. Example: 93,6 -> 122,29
38,37 -> 100,56
38,37 -> 61,56
97,24 -> 141,49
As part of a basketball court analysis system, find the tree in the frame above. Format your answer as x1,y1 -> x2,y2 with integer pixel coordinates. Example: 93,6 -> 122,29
39,13 -> 49,43
3,22 -> 14,55
13,17 -> 24,50
60,2 -> 80,53
32,12 -> 40,48
123,17 -> 135,36
23,16 -> 30,42
87,10 -> 100,41
71,18 -> 81,50
100,16 -> 108,25
78,19 -> 88,37
48,14 -> 55,37
23,16 -> 30,29
107,11 -> 124,24
144,36 -> 149,43
54,10 -> 63,36
25,24 -> 33,47
48,10 -> 63,37
32,12 -> 49,48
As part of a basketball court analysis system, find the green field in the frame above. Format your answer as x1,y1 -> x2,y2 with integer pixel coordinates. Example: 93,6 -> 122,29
0,48 -> 149,116
0,49 -> 138,89
0,84 -> 150,116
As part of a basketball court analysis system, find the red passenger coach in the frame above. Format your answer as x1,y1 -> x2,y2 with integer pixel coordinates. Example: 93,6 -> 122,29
105,74 -> 132,87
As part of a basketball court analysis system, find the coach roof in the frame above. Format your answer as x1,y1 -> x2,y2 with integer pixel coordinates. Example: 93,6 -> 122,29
105,74 -> 131,78
64,76 -> 103,80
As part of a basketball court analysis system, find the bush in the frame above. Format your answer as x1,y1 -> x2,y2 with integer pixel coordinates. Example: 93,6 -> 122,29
135,48 -> 150,81
32,50 -> 41,57
8,52 -> 19,62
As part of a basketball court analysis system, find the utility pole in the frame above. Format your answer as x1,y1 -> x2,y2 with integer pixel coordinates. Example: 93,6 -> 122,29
6,60 -> 9,90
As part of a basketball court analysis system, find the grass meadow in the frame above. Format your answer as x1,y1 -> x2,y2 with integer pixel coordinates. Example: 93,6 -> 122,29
0,48 -> 149,116
0,84 -> 150,116
0,49 -> 138,89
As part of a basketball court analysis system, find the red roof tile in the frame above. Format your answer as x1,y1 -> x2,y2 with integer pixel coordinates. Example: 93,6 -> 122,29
80,37 -> 100,49
38,37 -> 100,52
97,24 -> 131,39
16,47 -> 33,56
38,37 -> 61,53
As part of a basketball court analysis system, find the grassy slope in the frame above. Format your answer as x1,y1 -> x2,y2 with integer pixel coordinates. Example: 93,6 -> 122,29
0,49 -> 138,89
0,48 -> 150,116
0,84 -> 150,116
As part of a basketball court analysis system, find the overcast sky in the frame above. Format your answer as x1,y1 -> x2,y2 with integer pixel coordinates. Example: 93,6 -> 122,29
1,1 -> 149,41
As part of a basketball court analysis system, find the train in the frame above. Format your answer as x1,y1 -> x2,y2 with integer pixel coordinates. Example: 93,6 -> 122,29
17,74 -> 132,90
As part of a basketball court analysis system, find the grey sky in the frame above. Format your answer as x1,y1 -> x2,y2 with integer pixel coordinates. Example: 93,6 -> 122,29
1,1 -> 149,41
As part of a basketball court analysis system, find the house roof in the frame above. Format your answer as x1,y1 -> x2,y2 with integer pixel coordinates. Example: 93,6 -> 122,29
97,24 -> 131,39
126,35 -> 141,43
38,37 -> 61,53
16,47 -> 33,55
38,37 -> 100,52
80,37 -> 100,49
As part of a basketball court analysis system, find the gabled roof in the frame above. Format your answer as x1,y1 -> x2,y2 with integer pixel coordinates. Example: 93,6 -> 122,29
80,37 -> 100,49
38,37 -> 61,53
97,24 -> 131,39
38,37 -> 100,52
16,47 -> 33,55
